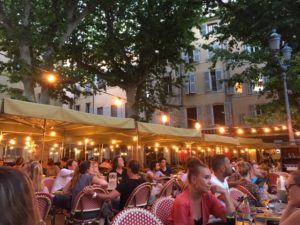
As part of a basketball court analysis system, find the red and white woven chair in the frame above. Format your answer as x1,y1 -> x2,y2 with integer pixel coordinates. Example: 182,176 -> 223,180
35,192 -> 52,221
157,178 -> 176,199
236,185 -> 257,201
65,185 -> 107,225
124,182 -> 152,209
229,187 -> 246,202
111,208 -> 163,225
43,177 -> 55,193
151,197 -> 174,225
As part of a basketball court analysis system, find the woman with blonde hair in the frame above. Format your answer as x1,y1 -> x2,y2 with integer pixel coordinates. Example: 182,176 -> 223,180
0,167 -> 44,225
25,161 -> 49,193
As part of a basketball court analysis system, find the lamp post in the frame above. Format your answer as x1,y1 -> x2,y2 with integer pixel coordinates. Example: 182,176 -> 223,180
269,29 -> 295,145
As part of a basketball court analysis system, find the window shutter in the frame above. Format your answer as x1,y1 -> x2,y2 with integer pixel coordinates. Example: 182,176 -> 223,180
181,52 -> 189,63
189,73 -> 197,93
249,104 -> 256,117
247,82 -> 253,94
204,71 -> 211,92
205,104 -> 214,126
224,102 -> 233,125
216,70 -> 224,91
184,75 -> 190,94
193,49 -> 200,63
201,24 -> 207,35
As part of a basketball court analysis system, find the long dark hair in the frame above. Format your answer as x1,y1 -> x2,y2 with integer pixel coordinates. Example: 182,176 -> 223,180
112,155 -> 124,171
0,167 -> 39,225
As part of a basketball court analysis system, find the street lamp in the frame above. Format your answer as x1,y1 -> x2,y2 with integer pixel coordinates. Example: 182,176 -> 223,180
269,29 -> 295,145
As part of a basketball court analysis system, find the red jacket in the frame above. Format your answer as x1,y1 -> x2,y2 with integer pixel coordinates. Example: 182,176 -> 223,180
170,189 -> 226,225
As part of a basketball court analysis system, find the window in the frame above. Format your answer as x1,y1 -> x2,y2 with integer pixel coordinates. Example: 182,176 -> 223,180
85,102 -> 91,113
184,73 -> 197,94
75,105 -> 80,111
248,76 -> 268,94
238,113 -> 246,125
193,49 -> 200,63
204,69 -> 224,92
241,45 -> 257,54
85,84 -> 92,93
213,104 -> 225,125
201,22 -> 218,35
207,22 -> 218,33
235,82 -> 243,94
111,105 -> 117,117
97,107 -> 103,115
186,107 -> 197,128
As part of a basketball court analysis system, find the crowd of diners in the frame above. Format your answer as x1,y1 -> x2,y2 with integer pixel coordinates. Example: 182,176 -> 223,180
1,154 -> 300,225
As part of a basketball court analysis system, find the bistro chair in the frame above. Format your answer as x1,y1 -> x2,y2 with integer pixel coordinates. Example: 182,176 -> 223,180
157,178 -> 176,199
111,208 -> 163,225
229,187 -> 246,202
236,185 -> 257,201
151,197 -> 174,225
43,177 -> 55,193
157,176 -> 171,184
35,192 -> 52,221
124,182 -> 152,209
65,185 -> 107,225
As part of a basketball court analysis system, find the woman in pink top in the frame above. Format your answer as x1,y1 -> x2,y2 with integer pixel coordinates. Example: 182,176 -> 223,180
171,157 -> 235,225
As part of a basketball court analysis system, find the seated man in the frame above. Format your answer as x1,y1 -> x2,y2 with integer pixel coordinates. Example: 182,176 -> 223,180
51,159 -> 78,193
93,160 -> 145,211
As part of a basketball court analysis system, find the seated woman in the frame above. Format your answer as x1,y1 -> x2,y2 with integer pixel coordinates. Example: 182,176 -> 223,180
111,155 -> 128,183
171,157 -> 235,225
236,161 -> 263,207
25,161 -> 49,193
145,160 -> 164,182
90,160 -> 145,211
71,160 -> 108,199
0,167 -> 44,225
280,171 -> 300,225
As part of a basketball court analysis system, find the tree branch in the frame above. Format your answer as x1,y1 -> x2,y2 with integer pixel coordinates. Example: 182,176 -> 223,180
21,0 -> 31,27
43,0 -> 102,61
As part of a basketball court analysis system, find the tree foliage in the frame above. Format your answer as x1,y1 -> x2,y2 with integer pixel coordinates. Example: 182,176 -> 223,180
0,0 -> 205,120
62,0 -> 205,120
204,0 -> 300,126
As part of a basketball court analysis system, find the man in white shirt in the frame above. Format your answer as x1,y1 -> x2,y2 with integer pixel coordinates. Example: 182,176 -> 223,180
211,155 -> 232,192
51,159 -> 78,193
209,155 -> 234,224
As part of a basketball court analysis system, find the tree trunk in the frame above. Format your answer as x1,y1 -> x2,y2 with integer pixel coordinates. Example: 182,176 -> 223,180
22,78 -> 36,102
124,85 -> 138,119
19,43 -> 36,102
40,86 -> 50,104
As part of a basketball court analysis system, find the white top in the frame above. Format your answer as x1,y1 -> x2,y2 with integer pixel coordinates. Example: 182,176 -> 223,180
51,168 -> 73,193
211,174 -> 229,191
209,174 -> 229,223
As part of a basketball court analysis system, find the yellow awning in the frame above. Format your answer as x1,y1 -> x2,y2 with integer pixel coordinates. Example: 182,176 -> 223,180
137,122 -> 201,145
1,98 -> 135,129
203,134 -> 239,146
0,98 -> 137,146
237,137 -> 264,146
